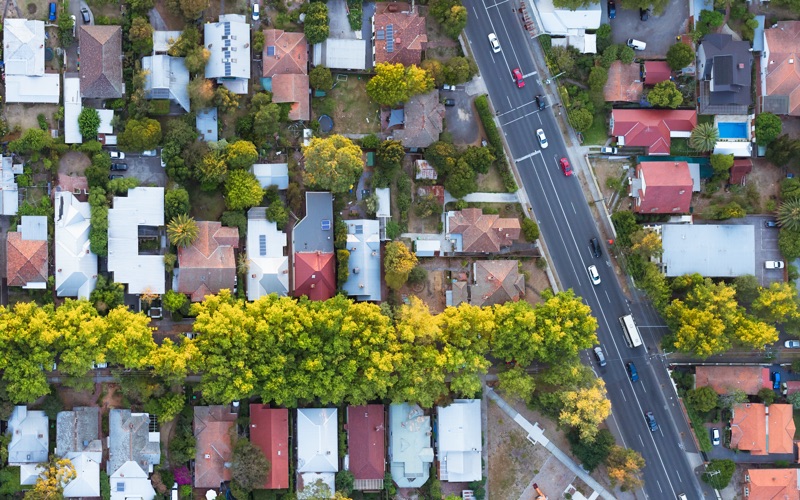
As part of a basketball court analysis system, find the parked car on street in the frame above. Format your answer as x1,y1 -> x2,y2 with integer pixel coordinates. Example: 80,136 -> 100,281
559,157 -> 572,176
766,260 -> 785,269
109,151 -> 125,159
142,149 -> 157,156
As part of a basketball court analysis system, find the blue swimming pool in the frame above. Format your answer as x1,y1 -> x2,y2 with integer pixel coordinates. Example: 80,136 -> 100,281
717,122 -> 748,139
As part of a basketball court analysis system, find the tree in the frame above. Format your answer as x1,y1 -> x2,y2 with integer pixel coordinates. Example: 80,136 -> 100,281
366,63 -> 434,105
430,0 -> 468,38
252,30 -> 265,53
782,176 -> 800,201
697,9 -> 725,35
647,81 -> 683,108
108,177 -> 140,195
443,56 -> 478,84
600,44 -> 618,68
559,378 -> 611,443
168,0 -> 208,20
778,198 -> 800,231
702,459 -> 735,490
788,391 -> 800,409
568,428 -> 614,472
377,140 -> 405,169
163,289 -> 188,314
611,211 -> 638,248
630,229 -> 662,258
214,86 -> 240,113
758,387 -> 776,405
130,17 -> 154,55
752,281 -> 800,324
497,365 -> 536,401
710,153 -> 734,177
689,123 -> 719,152
195,151 -> 227,190
266,200 -> 289,230
336,471 -> 355,498
226,140 -> 258,170
231,438 -> 271,493
303,135 -> 364,193
421,59 -> 446,87
606,446 -> 645,491
687,386 -> 718,412
618,45 -> 635,64
188,77 -> 215,110
9,128 -> 52,154
461,146 -> 495,175
425,141 -> 458,175
587,66 -> 609,92
225,171 -> 264,211
167,214 -> 200,248
184,46 -> 210,74
90,276 -> 124,315
25,456 -> 77,499
521,218 -> 539,241
165,188 -> 190,221
309,66 -> 334,91
666,42 -> 695,70
119,118 -> 162,151
304,2 -> 330,44
756,112 -> 782,146
444,159 -> 478,199
780,227 -> 800,259
568,108 -> 593,132
718,389 -> 748,409
57,9 -> 75,46
734,274 -> 761,308
78,108 -> 101,139
767,134 -> 800,167
385,242 -> 418,289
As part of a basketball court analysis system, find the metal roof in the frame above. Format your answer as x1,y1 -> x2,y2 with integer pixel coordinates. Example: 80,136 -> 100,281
142,55 -> 190,112
436,400 -> 482,482
296,409 -> 338,473
342,219 -> 381,301
64,77 -> 83,144
246,207 -> 289,300
252,163 -> 289,190
389,403 -> 433,488
55,192 -> 98,299
292,192 -> 334,254
662,223 -> 755,277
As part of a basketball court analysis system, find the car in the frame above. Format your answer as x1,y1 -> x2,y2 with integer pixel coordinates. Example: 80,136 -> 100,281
765,260 -> 785,269
48,2 -> 56,21
639,7 -> 649,20
109,174 -> 124,180
444,98 -> 456,107
80,7 -> 90,23
142,149 -> 157,156
590,237 -> 602,258
92,361 -> 108,369
70,15 -> 76,35
765,220 -> 779,228
161,157 -> 166,168
512,68 -> 525,88
559,157 -> 572,176
252,2 -> 259,21
110,163 -> 127,171
627,362 -> 639,382
442,84 -> 455,91
593,347 -> 607,367
711,428 -> 720,446
677,495 -> 688,500
587,264 -> 601,285
600,146 -> 618,154
535,95 -> 546,110
627,38 -> 647,51
786,340 -> 800,348
109,151 -> 125,159
607,0 -> 616,19
644,411 -> 658,432
536,129 -> 548,149
488,33 -> 501,53
773,371 -> 781,390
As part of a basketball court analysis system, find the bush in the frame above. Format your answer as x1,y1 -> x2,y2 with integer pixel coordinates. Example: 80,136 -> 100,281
407,266 -> 428,285
361,134 -> 380,149
522,218 -> 540,241
568,428 -> 614,472
149,99 -> 171,115
474,95 -> 517,192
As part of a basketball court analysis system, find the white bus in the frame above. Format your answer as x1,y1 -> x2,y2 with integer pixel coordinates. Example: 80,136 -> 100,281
619,314 -> 643,348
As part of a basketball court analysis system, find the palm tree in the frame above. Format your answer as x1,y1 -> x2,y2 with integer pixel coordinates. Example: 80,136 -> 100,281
237,253 -> 249,276
689,123 -> 719,152
167,214 -> 199,248
778,198 -> 800,231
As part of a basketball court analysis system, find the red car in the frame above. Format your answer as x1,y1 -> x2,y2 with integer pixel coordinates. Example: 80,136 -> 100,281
512,68 -> 525,88
559,157 -> 572,176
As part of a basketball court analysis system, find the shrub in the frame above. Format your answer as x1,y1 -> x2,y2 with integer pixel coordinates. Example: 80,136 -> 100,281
149,100 -> 171,115
474,95 -> 517,192
522,218 -> 540,241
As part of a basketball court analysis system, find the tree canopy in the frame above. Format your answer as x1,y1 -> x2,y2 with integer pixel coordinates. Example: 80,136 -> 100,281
755,112 -> 783,146
304,2 -> 330,44
78,108 -> 101,139
666,42 -> 695,70
366,63 -> 434,106
225,170 -> 264,211
647,81 -> 683,108
119,118 -> 162,151
303,135 -> 364,193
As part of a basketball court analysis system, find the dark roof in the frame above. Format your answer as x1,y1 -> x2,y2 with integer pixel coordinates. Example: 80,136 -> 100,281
730,158 -> 753,184
347,405 -> 385,481
698,34 -> 752,111
79,26 -> 123,98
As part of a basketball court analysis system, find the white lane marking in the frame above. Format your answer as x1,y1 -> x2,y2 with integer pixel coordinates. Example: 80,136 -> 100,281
639,434 -> 645,447
515,150 -> 542,162
605,290 -> 611,304
497,101 -> 537,117
620,390 -> 627,402
486,0 -> 510,6
571,202 -> 576,214
523,71 -> 538,78
481,0 -> 522,75
501,109 -> 543,126
507,96 -> 512,107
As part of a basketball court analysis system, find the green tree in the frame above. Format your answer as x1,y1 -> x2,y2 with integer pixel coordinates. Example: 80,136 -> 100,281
568,428 -> 614,472
187,77 -> 215,110
782,176 -> 800,201
497,365 -> 536,402
689,123 -> 719,152
266,200 -> 289,230
195,151 -> 227,190
90,276 -> 125,315
252,30 -> 265,53
758,386 -> 776,405
666,42 -> 695,70
25,456 -> 77,499
444,159 -> 478,199
9,128 -> 52,154
430,0 -> 468,38
718,389 -> 748,409
231,438 -> 271,493
304,2 -> 330,44
107,177 -> 140,195
165,187 -> 190,221
778,198 -> 800,231
647,81 -> 684,108
618,45 -> 635,64
611,211 -> 638,248
461,146 -> 495,175
756,112 -> 782,146
119,118 -> 162,151
214,86 -> 240,114
606,446 -> 645,491
734,274 -> 761,308
385,242 -> 418,289
57,8 -> 75,46
568,108 -> 594,132
751,281 -> 800,324
184,46 -> 211,74
559,378 -> 611,443
167,0 -> 208,20
702,459 -> 735,489
78,107 -> 101,139
167,214 -> 200,248
687,386 -> 718,412
425,141 -> 458,175
422,59 -> 446,87
767,135 -> 800,167
443,56 -> 478,84
167,25 -> 201,57
129,17 -> 154,55
587,66 -> 609,92
710,153 -> 734,177
521,218 -> 539,241
163,289 -> 188,314
226,140 -> 259,170
366,63 -> 434,105
697,9 -> 725,35
630,229 -> 663,258
376,139 -> 405,184
309,66 -> 334,91
250,93 -> 282,140
788,391 -> 800,409
303,135 -> 364,193
779,227 -> 800,259
225,171 -> 264,211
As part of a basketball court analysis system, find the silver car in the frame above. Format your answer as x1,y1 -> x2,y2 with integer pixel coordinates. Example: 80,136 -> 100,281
488,33 -> 501,53
536,129 -> 548,149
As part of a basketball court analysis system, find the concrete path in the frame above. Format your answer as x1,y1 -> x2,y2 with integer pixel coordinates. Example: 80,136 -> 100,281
148,7 -> 167,31
444,191 -> 521,204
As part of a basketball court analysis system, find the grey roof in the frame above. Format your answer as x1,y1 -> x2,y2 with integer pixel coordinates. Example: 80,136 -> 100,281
152,30 -> 182,54
252,163 -> 289,190
79,25 -> 124,99
763,95 -> 790,115
292,192 -> 334,253
312,38 -> 369,70
342,219 -> 381,301
389,403 -> 433,488
20,215 -> 47,241
142,55 -> 190,112
56,407 -> 102,456
697,34 -> 752,112
662,224 -> 755,277
196,108 -> 219,142
107,409 -> 160,476
7,406 -> 48,465
753,15 -> 765,52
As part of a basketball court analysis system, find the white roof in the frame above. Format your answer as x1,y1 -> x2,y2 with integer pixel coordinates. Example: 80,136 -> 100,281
414,240 -> 441,256
3,19 -> 45,76
0,155 -> 19,215
252,163 -> 289,190
62,452 -> 101,498
297,409 -> 338,473
20,215 -> 47,241
342,219 -> 381,301
312,38 -> 368,70
5,74 -> 61,103
64,77 -> 83,144
662,223 -> 756,277
204,14 -> 250,94
714,141 -> 753,157
376,188 -> 390,219
107,187 -> 165,294
55,192 -> 98,299
110,461 -> 156,500
143,55 -> 190,112
152,30 -> 182,53
389,403 -> 433,488
436,400 -> 482,482
246,208 -> 289,300
8,406 -> 49,466
533,0 -> 601,33
98,110 -> 114,135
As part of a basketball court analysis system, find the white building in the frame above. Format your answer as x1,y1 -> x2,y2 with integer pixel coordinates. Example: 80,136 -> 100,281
246,207 -> 289,300
142,55 -> 190,112
531,0 -> 600,53
252,163 -> 289,190
7,406 -> 49,485
3,19 -> 60,103
204,14 -> 251,94
297,408 -> 338,498
436,400 -> 482,482
55,191 -> 98,299
64,77 -> 83,144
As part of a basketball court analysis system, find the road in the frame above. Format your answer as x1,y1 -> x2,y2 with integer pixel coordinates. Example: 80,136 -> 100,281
461,1 -> 709,498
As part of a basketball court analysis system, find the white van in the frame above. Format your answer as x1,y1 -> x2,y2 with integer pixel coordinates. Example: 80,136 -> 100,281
627,38 -> 647,51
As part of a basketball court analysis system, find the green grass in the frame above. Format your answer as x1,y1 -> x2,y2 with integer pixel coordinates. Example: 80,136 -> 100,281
325,76 -> 381,135
670,137 -> 693,155
187,183 -> 226,221
582,112 -> 609,145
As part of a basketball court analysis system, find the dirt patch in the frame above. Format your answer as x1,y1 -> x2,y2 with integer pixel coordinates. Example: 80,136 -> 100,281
6,103 -> 58,131
589,157 -> 632,209
399,261 -> 448,314
487,400 -> 544,499
59,151 -> 92,176
188,184 -> 227,221
154,0 -> 186,30
476,166 -> 506,193
692,159 -> 781,217
56,382 -> 124,413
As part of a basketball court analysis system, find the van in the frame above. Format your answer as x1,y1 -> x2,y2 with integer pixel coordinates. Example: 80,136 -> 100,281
627,362 -> 639,382
627,38 -> 647,51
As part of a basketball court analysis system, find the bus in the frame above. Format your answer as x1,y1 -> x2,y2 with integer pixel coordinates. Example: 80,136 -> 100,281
619,314 -> 643,348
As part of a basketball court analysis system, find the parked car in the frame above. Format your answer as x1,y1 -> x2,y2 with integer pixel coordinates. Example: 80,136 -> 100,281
765,260 -> 785,269
80,7 -> 90,23
444,98 -> 456,107
442,84 -> 455,91
644,411 -> 658,432
48,2 -> 56,21
593,347 -> 607,367
773,371 -> 781,390
786,340 -> 800,348
600,146 -> 618,154
639,7 -> 649,20
536,129 -> 548,149
559,157 -> 572,176
587,265 -> 601,285
535,95 -> 546,110
109,174 -> 123,180
627,38 -> 647,50
488,33 -> 501,53
142,149 -> 158,156
512,68 -> 525,88
109,151 -> 125,159
607,0 -> 616,18
627,362 -> 639,382
110,163 -> 127,171
765,220 -> 778,228
590,237 -> 602,258
252,3 -> 259,21
711,428 -> 720,446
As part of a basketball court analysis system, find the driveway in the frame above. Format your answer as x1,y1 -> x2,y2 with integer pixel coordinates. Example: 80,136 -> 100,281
440,86 -> 479,145
609,0 -> 689,57
327,0 -> 355,39
112,153 -> 166,187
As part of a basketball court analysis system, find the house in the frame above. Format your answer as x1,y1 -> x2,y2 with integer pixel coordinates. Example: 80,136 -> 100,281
292,192 -> 335,301
296,409 -> 338,498
204,14 -> 251,94
745,469 -> 800,499
153,30 -> 183,54
246,208 -> 289,300
762,21 -> 800,115
450,260 -> 524,307
393,91 -> 445,148
64,77 -> 83,144
56,408 -> 102,498
249,405 -> 289,490
630,161 -> 693,214
376,187 -> 391,241
372,2 -> 427,66
347,405 -> 385,491
142,55 -> 191,112
730,158 -> 753,185
389,403 -> 433,488
79,25 -> 124,99
55,191 -> 98,299
610,109 -> 697,154
108,187 -> 165,295
730,403 -> 795,455
414,240 -> 441,257
7,406 -> 48,485
194,406 -> 238,489
263,30 -> 309,121
197,108 -> 219,142
603,61 -> 643,103
0,155 -> 21,216
530,0 -> 600,52
643,61 -> 672,85
3,19 -> 60,103
446,208 -> 521,253
342,219 -> 381,302
697,34 -> 752,115
252,163 -> 290,190
7,216 -> 48,289
176,221 -> 239,302
695,366 -> 771,395
56,174 -> 89,200
312,38 -> 370,71
661,224 -> 755,278
107,410 -> 159,500
436,400 -> 481,482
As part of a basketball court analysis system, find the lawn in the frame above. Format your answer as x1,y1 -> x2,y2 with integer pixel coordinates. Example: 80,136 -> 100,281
187,183 -> 226,221
313,75 -> 380,135
670,137 -> 693,155
476,165 -> 507,193
582,111 -> 609,145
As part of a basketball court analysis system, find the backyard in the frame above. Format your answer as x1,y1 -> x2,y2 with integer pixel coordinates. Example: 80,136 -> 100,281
312,75 -> 381,135
187,184 -> 226,221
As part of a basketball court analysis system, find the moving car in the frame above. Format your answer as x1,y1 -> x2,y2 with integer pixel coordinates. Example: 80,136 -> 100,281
786,340 -> 800,348
587,265 -> 601,285
627,38 -> 647,51
590,237 -> 602,258
512,68 -> 525,88
109,151 -> 125,159
711,428 -> 720,446
488,33 -> 501,53
639,8 -> 649,21
252,3 -> 259,21
48,2 -> 56,21
607,0 -> 616,19
535,95 -> 546,110
627,362 -> 639,382
559,157 -> 572,176
644,411 -> 658,432
444,98 -> 456,107
765,220 -> 778,228
593,347 -> 607,367
110,163 -> 127,171
765,260 -> 785,269
536,129 -> 548,149
80,7 -> 90,23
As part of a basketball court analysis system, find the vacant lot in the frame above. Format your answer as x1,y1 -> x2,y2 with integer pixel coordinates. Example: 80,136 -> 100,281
693,159 -> 782,217
6,103 -> 58,131
313,75 -> 380,135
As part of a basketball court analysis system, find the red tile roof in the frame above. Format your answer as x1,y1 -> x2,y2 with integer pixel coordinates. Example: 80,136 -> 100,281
746,469 -> 800,500
611,109 -> 697,154
194,406 -> 238,489
695,366 -> 770,395
271,73 -> 310,121
634,161 -> 692,214
373,2 -> 427,66
644,61 -> 672,85
79,26 -> 123,98
730,403 -> 796,455
470,260 -> 524,306
764,21 -> 800,116
448,208 -> 521,253
604,61 -> 643,102
730,158 -> 753,185
177,221 -> 239,302
294,252 -> 335,301
6,231 -> 48,287
262,29 -> 307,77
249,405 -> 289,490
347,405 -> 385,481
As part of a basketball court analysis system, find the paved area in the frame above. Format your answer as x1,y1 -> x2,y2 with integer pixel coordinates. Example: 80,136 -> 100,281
441,86 -> 480,146
112,152 -> 166,187
609,0 -> 689,57
444,191 -> 520,204
327,0 -> 355,39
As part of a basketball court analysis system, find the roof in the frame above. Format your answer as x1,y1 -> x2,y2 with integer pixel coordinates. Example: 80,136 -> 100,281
143,55 -> 190,112
3,19 -> 44,75
110,460 -> 156,500
55,192 -> 98,299
730,403 -> 795,455
177,221 -> 239,302
713,140 -> 752,157
152,30 -> 182,54
56,173 -> 89,197
394,91 -> 445,148
194,406 -> 238,489
695,366 -> 770,395
633,161 -> 693,214
294,252 -> 336,301
262,29 -> 307,77
470,260 -> 524,306
764,21 -> 800,115
271,73 -> 310,121
107,410 -> 160,476
7,406 -> 48,465
252,163 -> 290,190
347,405 -> 385,487
342,219 -> 381,302
644,60 -> 672,85
533,0 -> 601,34
6,216 -> 48,288
63,452 -> 102,498
246,208 -> 289,300
249,405 -> 289,490
753,15 -> 766,52
697,34 -> 752,113
604,61 -> 643,102
376,188 -> 391,219
389,403 -> 433,488
64,77 -> 83,144
312,38 -> 369,70
447,208 -> 521,253
297,409 -> 338,473
56,408 -> 102,499
293,192 -> 334,254
373,3 -> 427,66
204,14 -> 251,94
196,108 -> 219,142
436,400 -> 481,482
611,109 -> 697,154
79,25 -> 124,98
661,223 -> 755,277
414,239 -> 441,256
415,159 -> 438,180
746,469 -> 800,500
108,187 -> 165,294
1,155 -> 19,216
730,158 -> 753,184
5,74 -> 61,103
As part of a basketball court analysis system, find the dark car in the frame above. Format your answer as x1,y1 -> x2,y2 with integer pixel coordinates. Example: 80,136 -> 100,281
590,237 -> 602,258
645,411 -> 658,432
765,220 -> 778,228
109,174 -> 124,180
608,0 -> 616,19
444,98 -> 456,107
110,163 -> 127,171
535,95 -> 546,110
80,7 -> 90,23
48,2 -> 56,21
627,362 -> 639,382
639,8 -> 649,20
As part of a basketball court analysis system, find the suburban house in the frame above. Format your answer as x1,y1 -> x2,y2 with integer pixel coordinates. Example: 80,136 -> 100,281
730,403 -> 795,456
57,174 -> 89,200
246,207 -> 289,299
603,61 -> 643,103
249,405 -> 289,490
262,30 -> 309,121
744,469 -> 800,498
194,405 -> 238,489
292,192 -> 335,301
107,410 -> 160,500
142,55 -> 191,112
3,19 -> 60,103
450,260 -> 525,307
347,405 -> 386,491
446,208 -> 521,253
630,161 -> 693,214
660,224 -> 755,278
643,61 -> 672,85
372,2 -> 428,66
79,25 -> 124,99
7,406 -> 48,485
296,408 -> 339,498
107,187 -> 166,295
530,0 -> 601,52
342,219 -> 382,302
313,38 -> 370,71
730,158 -> 753,185
56,407 -> 102,498
252,163 -> 290,190
392,91 -> 445,148
204,14 -> 251,94
695,366 -> 771,395
389,403 -> 434,488
697,34 -> 753,115
64,77 -> 83,144
55,191 -> 98,299
436,400 -> 482,483
197,108 -> 219,142
6,216 -> 48,289
176,221 -> 239,302
610,109 -> 697,154
153,30 -> 183,54
0,155 -> 21,216
762,21 -> 800,115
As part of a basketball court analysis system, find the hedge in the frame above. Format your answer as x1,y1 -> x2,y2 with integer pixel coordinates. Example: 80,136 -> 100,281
474,95 -> 517,193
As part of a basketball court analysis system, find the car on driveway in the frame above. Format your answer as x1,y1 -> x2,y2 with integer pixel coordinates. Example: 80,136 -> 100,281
252,3 -> 259,21
601,146 -> 618,154
645,411 -> 658,432
786,340 -> 800,348
773,371 -> 781,390
142,150 -> 158,156
711,428 -> 720,446
111,163 -> 127,171
639,8 -> 649,20
607,0 -> 616,18
766,260 -> 785,269
587,264 -> 601,285
109,151 -> 125,159
765,220 -> 778,228
536,129 -> 548,149
80,7 -> 90,23
48,2 -> 56,21
444,98 -> 456,107
109,174 -> 123,180
488,33 -> 501,53
559,157 -> 572,176
512,68 -> 525,88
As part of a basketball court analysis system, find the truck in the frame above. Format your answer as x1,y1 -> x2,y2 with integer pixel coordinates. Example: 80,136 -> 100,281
765,260 -> 785,269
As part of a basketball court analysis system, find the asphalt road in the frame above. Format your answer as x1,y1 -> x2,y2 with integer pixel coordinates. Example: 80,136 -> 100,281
461,1 -> 709,498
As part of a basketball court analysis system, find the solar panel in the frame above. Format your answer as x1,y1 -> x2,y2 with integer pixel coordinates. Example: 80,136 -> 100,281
224,23 -> 231,36
267,46 -> 275,56
355,225 -> 363,234
321,220 -> 331,231
259,235 -> 266,256
387,24 -> 394,53
377,30 -> 385,40
116,483 -> 125,492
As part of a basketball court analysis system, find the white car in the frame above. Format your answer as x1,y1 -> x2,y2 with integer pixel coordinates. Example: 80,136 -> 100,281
252,3 -> 260,21
488,33 -> 501,53
142,149 -> 158,156
109,151 -> 125,159
766,260 -> 785,269
786,340 -> 800,348
711,428 -> 720,446
536,129 -> 548,149
587,265 -> 601,285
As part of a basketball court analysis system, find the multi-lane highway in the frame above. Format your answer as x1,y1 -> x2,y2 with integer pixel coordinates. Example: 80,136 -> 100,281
461,1 -> 709,497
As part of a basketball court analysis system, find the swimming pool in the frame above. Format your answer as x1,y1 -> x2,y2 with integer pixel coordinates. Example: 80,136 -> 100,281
717,122 -> 748,139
